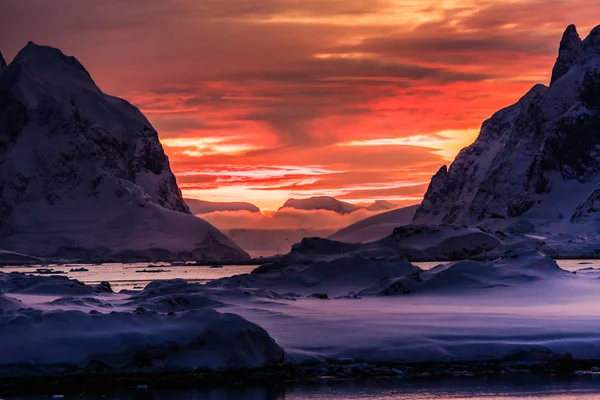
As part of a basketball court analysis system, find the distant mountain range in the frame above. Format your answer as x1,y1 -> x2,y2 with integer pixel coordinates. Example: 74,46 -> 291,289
185,199 -> 260,215
279,196 -> 397,215
184,196 -> 399,216
10,23 -> 597,262
365,200 -> 399,212
0,43 -> 248,262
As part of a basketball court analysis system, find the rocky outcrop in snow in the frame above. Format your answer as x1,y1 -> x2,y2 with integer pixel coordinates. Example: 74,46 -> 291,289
571,184 -> 600,223
0,43 -> 248,262
413,24 -> 600,230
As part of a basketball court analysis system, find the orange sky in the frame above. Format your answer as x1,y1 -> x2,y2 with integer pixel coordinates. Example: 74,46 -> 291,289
2,1 -> 600,210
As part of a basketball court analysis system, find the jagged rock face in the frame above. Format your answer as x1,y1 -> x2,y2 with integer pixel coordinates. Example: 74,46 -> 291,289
0,43 -> 189,217
571,184 -> 600,223
0,43 -> 248,262
414,24 -> 600,227
0,51 -> 6,68
550,24 -> 583,85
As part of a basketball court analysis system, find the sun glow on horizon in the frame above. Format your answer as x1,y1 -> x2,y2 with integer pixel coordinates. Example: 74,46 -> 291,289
338,129 -> 480,161
6,0 -> 595,209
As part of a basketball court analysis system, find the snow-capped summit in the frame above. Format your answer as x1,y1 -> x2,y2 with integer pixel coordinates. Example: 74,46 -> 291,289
185,198 -> 260,215
0,42 -> 248,262
279,196 -> 362,215
413,24 -> 600,232
366,200 -> 398,212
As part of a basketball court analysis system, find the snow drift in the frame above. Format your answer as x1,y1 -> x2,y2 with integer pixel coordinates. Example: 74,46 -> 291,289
0,273 -> 283,377
4,247 -> 600,372
0,308 -> 283,377
329,204 -> 419,243
211,237 -> 418,297
390,225 -> 504,261
358,249 -> 565,296
0,42 -> 248,262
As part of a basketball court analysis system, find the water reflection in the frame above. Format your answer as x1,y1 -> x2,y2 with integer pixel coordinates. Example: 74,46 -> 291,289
8,378 -> 600,400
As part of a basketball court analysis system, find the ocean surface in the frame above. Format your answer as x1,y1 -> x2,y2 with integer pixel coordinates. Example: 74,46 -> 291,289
7,378 -> 600,399
0,260 -> 596,291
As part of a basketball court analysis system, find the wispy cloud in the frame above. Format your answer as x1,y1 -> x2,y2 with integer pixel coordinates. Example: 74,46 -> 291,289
2,0 -> 599,209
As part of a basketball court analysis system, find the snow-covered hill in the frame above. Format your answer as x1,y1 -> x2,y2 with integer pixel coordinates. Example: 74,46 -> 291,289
0,43 -> 248,262
413,24 -> 600,234
329,204 -> 419,243
185,198 -> 260,215
279,196 -> 362,215
226,228 -> 335,257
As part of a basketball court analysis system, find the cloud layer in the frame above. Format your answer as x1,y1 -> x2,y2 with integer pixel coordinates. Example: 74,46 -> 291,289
2,1 -> 599,209
199,208 -> 386,231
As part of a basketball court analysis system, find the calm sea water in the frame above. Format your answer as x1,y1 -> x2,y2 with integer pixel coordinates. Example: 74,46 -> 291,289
0,260 -> 596,291
6,378 -> 600,399
0,263 -> 257,291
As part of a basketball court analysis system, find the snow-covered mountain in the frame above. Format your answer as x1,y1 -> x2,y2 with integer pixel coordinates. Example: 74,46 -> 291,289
0,42 -> 248,262
279,196 -> 362,215
329,204 -> 419,243
365,200 -> 398,212
185,198 -> 260,215
413,24 -> 600,233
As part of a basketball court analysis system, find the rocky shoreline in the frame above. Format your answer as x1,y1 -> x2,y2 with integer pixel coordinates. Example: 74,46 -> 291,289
3,357 -> 600,396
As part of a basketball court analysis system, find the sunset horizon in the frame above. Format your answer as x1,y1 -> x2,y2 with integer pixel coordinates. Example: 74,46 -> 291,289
5,2 -> 600,397
3,1 -> 598,211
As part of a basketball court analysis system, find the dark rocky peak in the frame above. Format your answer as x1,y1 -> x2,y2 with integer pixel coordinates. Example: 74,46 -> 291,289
14,42 -> 92,79
0,51 -> 6,68
550,24 -> 583,85
583,25 -> 600,54
413,24 -> 600,227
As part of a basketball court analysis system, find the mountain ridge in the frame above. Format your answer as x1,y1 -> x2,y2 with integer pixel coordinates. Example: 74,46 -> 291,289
279,196 -> 363,215
413,24 -> 600,233
185,198 -> 261,215
0,42 -> 248,262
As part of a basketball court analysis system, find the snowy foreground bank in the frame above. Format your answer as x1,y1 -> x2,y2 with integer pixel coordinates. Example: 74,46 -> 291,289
2,243 -> 600,380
